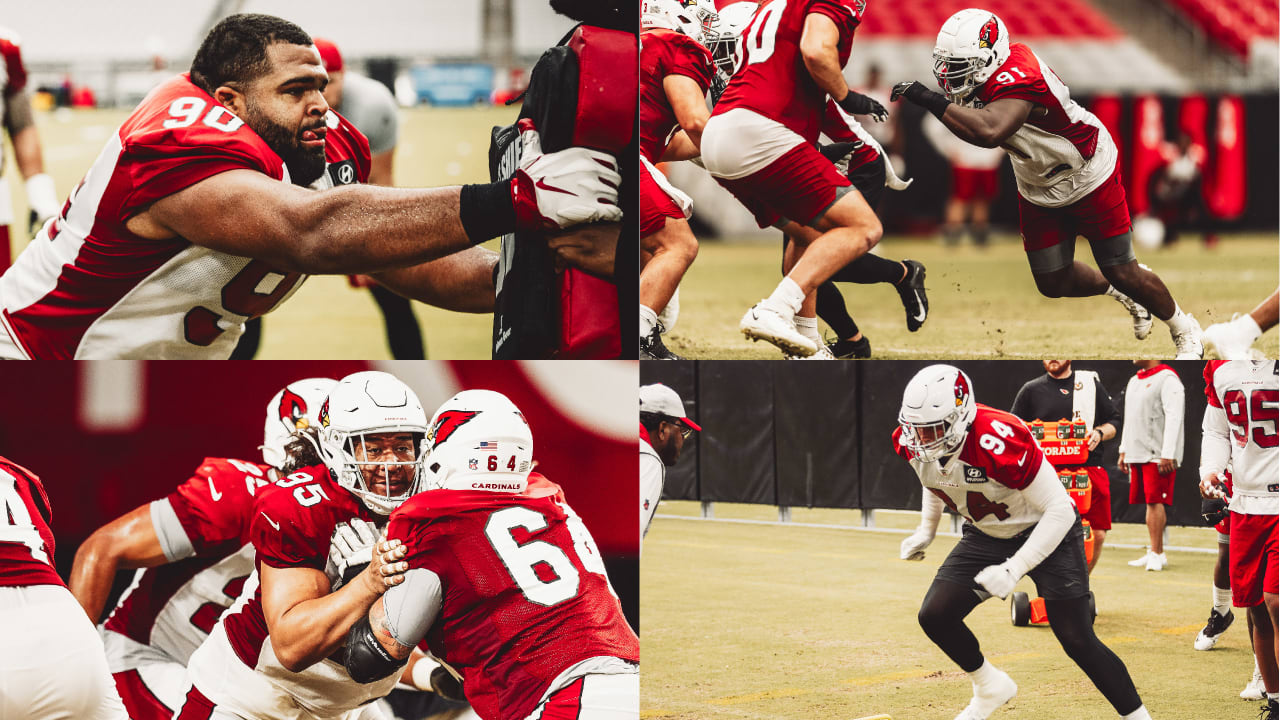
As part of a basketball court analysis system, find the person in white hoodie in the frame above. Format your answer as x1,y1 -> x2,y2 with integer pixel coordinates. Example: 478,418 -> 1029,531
1117,361 -> 1184,571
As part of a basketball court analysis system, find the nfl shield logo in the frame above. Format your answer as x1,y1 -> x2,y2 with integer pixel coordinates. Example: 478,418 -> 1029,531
468,458 -> 478,471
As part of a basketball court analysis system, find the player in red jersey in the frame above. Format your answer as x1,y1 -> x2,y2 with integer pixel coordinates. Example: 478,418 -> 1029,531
345,390 -> 639,720
891,9 -> 1203,359
67,378 -> 334,720
893,366 -> 1152,720
0,14 -> 620,359
176,370 -> 427,720
1199,360 -> 1279,718
0,27 -> 60,271
700,0 -> 889,357
639,0 -> 717,359
0,456 -> 130,719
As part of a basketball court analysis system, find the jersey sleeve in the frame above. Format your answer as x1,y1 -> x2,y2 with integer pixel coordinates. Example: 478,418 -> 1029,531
972,410 -> 1042,490
808,0 -> 863,42
388,506 -> 450,577
251,481 -> 331,571
980,45 -> 1049,105
1204,361 -> 1226,408
167,458 -> 264,556
663,34 -> 714,93
0,34 -> 27,95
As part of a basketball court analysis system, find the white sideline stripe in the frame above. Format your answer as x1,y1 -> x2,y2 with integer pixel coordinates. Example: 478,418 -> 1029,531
649,513 -> 1219,555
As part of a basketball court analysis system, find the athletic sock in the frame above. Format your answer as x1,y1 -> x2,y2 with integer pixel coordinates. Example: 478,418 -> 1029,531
815,282 -> 859,339
1104,285 -> 1125,300
829,253 -> 903,285
1120,705 -> 1152,720
1235,313 -> 1264,340
640,305 -> 658,339
765,277 -> 805,316
969,659 -> 1003,689
794,315 -> 821,344
1212,585 -> 1232,616
1165,303 -> 1196,333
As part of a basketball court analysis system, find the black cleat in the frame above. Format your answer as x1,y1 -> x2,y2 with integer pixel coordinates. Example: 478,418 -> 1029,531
827,336 -> 871,359
896,259 -> 928,332
1259,698 -> 1277,720
640,325 -> 683,360
1194,608 -> 1234,650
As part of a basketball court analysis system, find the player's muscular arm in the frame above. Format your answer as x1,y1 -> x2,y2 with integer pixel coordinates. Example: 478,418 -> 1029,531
261,537 -> 407,672
546,222 -> 619,278
368,150 -> 394,187
659,130 -> 699,162
69,503 -> 169,623
939,98 -> 1034,149
665,74 -> 709,150
372,245 -> 499,313
800,14 -> 849,101
5,92 -> 42,178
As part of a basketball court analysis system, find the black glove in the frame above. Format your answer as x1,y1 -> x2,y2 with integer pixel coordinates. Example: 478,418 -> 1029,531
430,666 -> 467,702
891,81 -> 952,119
836,91 -> 887,122
1201,496 -> 1229,526
818,141 -> 862,177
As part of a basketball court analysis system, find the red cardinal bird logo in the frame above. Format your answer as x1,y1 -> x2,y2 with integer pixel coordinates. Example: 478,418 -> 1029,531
278,388 -> 310,430
978,16 -> 999,49
954,374 -> 971,407
429,410 -> 480,449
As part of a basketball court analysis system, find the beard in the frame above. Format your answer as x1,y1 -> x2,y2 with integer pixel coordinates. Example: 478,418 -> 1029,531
245,101 -> 327,187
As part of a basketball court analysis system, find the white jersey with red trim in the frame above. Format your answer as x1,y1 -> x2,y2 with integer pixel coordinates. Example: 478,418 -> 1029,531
970,43 -> 1117,208
1203,360 -> 1278,515
0,74 -> 370,359
893,404 -> 1050,538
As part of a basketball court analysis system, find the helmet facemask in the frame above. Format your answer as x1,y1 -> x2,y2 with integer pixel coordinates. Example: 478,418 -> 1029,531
932,51 -> 987,103
325,428 -> 426,516
898,410 -> 967,463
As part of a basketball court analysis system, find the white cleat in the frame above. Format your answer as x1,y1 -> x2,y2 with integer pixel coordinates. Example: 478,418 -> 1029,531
785,344 -> 835,360
1241,664 -> 1265,700
1172,314 -> 1205,359
954,669 -> 1017,720
1203,314 -> 1262,360
740,302 -> 817,357
1111,289 -> 1153,340
1128,551 -> 1153,567
1145,552 -> 1166,571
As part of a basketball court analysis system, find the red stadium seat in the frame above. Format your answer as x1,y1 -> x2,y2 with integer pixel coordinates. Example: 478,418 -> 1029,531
1159,0 -> 1278,57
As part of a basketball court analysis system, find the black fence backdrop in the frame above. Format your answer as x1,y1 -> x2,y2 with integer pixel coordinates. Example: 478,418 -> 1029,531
641,361 -> 1216,528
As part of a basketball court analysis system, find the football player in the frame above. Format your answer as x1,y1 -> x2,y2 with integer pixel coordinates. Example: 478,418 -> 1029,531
639,0 -> 718,360
0,14 -> 620,359
1199,360 -> 1279,719
176,371 -> 423,719
0,26 -> 59,271
345,390 -> 640,719
67,378 -> 334,720
700,0 -> 889,357
894,365 -> 1152,720
1203,288 -> 1279,360
891,9 -> 1203,358
0,456 -> 129,719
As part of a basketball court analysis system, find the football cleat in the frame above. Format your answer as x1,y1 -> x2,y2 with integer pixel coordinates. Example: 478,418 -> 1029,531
1203,314 -> 1262,360
828,336 -> 872,359
954,667 -> 1017,720
785,344 -> 836,360
1259,698 -> 1278,720
1194,608 -> 1234,651
740,302 -> 816,356
1241,663 -> 1265,700
897,259 -> 929,332
1109,288 -> 1152,340
641,324 -> 683,360
1127,551 -> 1154,567
1145,552 -> 1166,571
1172,314 -> 1205,359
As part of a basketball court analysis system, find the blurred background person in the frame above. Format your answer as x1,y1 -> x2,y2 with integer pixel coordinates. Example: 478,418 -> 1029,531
922,114 -> 1004,247
1117,360 -> 1184,571
0,26 -> 58,271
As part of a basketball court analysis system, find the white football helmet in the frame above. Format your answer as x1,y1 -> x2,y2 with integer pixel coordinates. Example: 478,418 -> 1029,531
706,1 -> 758,82
642,0 -> 721,47
261,378 -> 337,469
422,390 -> 533,493
898,364 -> 977,463
932,9 -> 1010,102
317,371 -> 429,515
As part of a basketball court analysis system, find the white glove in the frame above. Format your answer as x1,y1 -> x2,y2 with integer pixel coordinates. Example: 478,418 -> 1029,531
25,173 -> 58,234
900,531 -> 933,561
325,518 -> 381,589
1200,473 -> 1228,500
511,120 -> 622,230
974,561 -> 1021,600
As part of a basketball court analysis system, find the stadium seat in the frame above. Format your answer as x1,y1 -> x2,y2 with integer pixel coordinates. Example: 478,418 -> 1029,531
1159,0 -> 1279,57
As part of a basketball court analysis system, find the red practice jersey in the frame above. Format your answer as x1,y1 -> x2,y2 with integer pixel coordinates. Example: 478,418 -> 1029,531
970,42 -> 1117,208
893,404 -> 1050,538
713,0 -> 863,144
820,99 -> 881,168
103,457 -> 268,665
0,73 -> 371,359
389,474 -> 640,720
0,456 -> 62,588
640,28 -> 715,163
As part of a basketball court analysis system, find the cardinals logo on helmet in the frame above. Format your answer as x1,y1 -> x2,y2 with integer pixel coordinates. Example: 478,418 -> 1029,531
954,374 -> 971,407
278,388 -> 310,430
978,15 -> 999,49
319,398 -> 330,428
429,410 -> 480,450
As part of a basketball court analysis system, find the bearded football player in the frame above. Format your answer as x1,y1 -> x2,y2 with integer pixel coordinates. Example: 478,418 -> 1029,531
891,9 -> 1202,359
894,365 -> 1153,720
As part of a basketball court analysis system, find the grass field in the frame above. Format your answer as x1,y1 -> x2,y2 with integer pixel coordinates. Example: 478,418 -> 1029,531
6,105 -> 516,358
666,236 -> 1279,359
642,501 -> 1261,720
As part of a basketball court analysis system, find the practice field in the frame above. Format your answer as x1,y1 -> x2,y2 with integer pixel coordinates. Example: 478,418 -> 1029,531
666,236 -> 1279,359
642,501 -> 1257,720
6,104 -> 516,358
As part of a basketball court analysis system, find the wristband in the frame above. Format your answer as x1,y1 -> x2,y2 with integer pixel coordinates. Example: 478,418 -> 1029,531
914,88 -> 952,120
410,655 -> 440,690
459,181 -> 517,245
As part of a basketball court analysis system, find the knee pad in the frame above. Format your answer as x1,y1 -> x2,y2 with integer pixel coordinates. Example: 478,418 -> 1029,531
1026,238 -> 1076,275
1091,232 -> 1137,268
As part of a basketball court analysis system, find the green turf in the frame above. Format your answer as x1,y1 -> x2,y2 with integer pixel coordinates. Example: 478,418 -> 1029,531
5,105 -> 516,358
665,237 -> 1279,359
642,502 -> 1258,720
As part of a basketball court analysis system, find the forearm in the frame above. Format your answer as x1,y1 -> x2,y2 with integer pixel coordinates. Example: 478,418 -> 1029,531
68,538 -> 122,623
548,223 -> 619,279
10,124 -> 43,178
1095,422 -> 1116,442
1007,466 -> 1075,575
939,105 -> 1008,148
659,132 -> 699,162
917,490 -> 944,536
802,49 -> 848,101
273,577 -> 383,671
372,246 -> 498,313
1199,407 -> 1231,479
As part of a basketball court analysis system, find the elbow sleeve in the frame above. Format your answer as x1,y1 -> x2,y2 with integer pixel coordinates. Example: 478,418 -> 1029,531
344,615 -> 408,684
